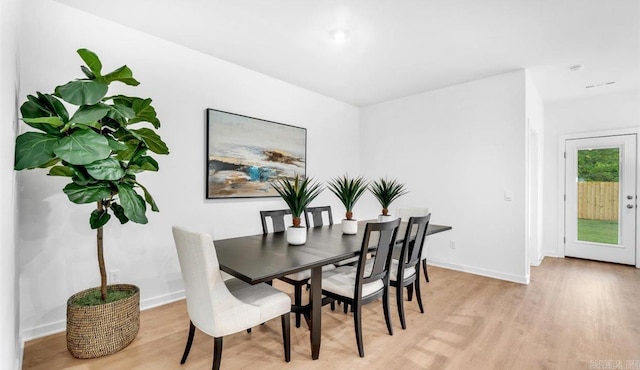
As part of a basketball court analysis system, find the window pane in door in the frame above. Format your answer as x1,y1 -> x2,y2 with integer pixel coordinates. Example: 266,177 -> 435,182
576,148 -> 619,245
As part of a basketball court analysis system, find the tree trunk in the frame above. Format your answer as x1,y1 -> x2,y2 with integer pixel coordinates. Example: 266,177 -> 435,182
97,201 -> 107,301
382,208 -> 389,216
345,211 -> 353,220
292,217 -> 301,227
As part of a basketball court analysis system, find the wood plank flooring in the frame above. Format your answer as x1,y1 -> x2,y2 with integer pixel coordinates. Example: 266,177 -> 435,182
23,257 -> 640,369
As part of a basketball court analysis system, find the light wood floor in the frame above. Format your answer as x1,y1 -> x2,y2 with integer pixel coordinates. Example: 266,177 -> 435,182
23,258 -> 640,370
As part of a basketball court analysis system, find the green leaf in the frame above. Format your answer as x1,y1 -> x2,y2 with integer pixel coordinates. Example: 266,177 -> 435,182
116,183 -> 147,224
107,137 -> 128,151
112,96 -> 160,128
114,141 -> 140,161
131,128 -> 169,155
80,65 -> 95,80
68,165 -> 93,185
90,208 -> 111,229
48,165 -> 75,177
20,96 -> 49,119
38,93 -> 69,122
135,182 -> 159,212
85,158 -> 125,180
23,116 -> 64,127
55,80 -> 108,105
22,116 -> 66,135
109,103 -> 136,120
63,182 -> 112,204
103,65 -> 139,86
68,104 -> 110,125
110,202 -> 129,224
53,129 -> 111,165
14,132 -> 59,170
128,155 -> 158,172
77,49 -> 103,78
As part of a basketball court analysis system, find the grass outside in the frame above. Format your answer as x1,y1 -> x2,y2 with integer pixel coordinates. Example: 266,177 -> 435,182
577,218 -> 619,245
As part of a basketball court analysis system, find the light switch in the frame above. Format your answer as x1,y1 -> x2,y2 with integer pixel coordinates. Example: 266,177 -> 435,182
504,191 -> 513,201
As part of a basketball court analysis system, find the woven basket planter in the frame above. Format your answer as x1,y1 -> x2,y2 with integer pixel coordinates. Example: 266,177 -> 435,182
66,284 -> 140,359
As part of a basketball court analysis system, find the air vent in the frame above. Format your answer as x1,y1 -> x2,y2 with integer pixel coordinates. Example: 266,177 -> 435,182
586,81 -> 615,89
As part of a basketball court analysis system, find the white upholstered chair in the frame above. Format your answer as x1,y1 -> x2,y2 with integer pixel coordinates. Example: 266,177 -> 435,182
397,207 -> 431,282
172,226 -> 291,370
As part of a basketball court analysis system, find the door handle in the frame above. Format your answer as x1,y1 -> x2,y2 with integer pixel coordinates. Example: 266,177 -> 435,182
627,204 -> 635,209
627,195 -> 634,200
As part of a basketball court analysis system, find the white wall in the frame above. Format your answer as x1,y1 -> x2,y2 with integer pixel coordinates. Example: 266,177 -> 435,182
1,0 -> 22,367
359,70 -> 529,283
18,0 -> 360,340
542,90 -> 640,258
525,72 -> 545,267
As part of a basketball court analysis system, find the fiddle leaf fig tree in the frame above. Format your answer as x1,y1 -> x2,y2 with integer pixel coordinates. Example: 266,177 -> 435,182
14,48 -> 169,302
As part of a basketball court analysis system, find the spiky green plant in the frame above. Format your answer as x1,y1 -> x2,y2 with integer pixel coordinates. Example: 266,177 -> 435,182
369,178 -> 408,216
271,174 -> 323,227
326,174 -> 368,220
13,48 -> 169,302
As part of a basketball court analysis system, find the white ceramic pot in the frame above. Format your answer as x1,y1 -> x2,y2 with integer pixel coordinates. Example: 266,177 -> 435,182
342,219 -> 358,235
378,215 -> 395,222
286,226 -> 307,245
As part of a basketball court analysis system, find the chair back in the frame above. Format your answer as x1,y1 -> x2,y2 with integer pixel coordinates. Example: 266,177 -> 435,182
398,214 -> 431,276
172,226 -> 239,334
355,219 -> 401,294
304,206 -> 333,228
397,207 -> 430,219
260,209 -> 292,234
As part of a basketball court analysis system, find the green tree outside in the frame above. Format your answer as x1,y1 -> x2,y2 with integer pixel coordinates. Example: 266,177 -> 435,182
577,148 -> 619,182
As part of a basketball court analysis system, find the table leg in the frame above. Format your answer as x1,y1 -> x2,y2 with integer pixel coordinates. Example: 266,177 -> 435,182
310,266 -> 322,360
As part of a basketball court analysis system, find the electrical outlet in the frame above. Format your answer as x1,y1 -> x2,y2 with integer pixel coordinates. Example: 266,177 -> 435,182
109,270 -> 120,284
449,240 -> 456,249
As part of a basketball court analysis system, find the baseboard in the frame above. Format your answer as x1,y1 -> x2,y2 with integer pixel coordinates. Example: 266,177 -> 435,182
543,251 -> 561,258
530,255 -> 545,267
21,289 -> 185,342
427,258 -> 529,284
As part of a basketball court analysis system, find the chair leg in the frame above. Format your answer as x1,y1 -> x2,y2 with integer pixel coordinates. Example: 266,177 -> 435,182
396,284 -> 407,330
382,287 -> 393,336
353,302 -> 364,357
180,321 -> 196,364
281,312 -> 291,362
343,302 -> 349,314
294,285 -> 302,328
212,337 -> 223,370
407,284 -> 414,302
422,259 -> 430,282
415,277 -> 425,314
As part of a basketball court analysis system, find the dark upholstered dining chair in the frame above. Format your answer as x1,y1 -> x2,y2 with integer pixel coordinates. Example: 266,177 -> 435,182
304,206 -> 333,228
390,214 -> 431,329
321,218 -> 401,357
260,208 -> 335,328
397,207 -> 431,282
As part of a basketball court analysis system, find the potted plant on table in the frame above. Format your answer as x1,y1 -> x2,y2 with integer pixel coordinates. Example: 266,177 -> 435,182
370,177 -> 408,222
14,48 -> 169,358
326,174 -> 368,235
271,174 -> 323,245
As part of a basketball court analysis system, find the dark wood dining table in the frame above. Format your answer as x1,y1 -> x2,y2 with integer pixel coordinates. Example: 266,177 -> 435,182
214,220 -> 452,360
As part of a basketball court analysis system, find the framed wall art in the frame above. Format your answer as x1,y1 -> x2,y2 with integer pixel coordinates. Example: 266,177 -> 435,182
206,109 -> 307,198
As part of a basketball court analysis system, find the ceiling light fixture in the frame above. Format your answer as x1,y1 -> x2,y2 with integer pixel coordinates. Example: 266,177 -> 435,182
329,28 -> 351,41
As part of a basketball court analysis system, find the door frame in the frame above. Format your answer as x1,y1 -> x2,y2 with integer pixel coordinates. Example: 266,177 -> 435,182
557,127 -> 639,268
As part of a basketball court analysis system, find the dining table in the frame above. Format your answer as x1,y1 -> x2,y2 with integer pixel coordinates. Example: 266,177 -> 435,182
214,220 -> 452,360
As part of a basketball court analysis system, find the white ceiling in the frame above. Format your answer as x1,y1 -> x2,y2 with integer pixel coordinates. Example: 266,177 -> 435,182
55,0 -> 639,107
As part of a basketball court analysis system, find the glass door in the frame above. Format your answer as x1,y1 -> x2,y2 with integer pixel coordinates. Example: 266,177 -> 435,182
564,134 -> 637,265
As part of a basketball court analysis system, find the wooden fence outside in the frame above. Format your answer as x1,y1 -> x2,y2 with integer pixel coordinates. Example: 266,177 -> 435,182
578,182 -> 619,221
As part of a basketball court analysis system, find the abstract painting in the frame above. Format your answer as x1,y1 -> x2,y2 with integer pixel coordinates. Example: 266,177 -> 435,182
206,109 -> 307,198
